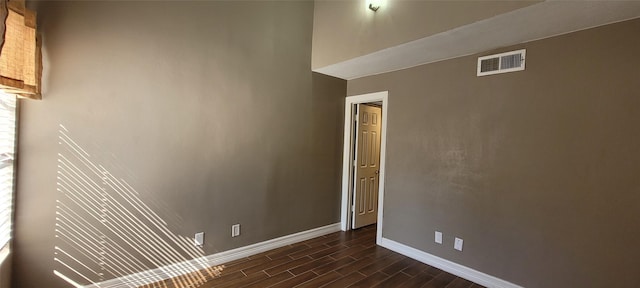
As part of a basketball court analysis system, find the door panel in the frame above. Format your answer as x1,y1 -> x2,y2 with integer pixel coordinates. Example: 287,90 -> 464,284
370,131 -> 377,167
353,104 -> 382,229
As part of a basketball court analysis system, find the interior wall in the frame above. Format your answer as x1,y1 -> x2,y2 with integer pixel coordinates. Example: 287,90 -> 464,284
347,19 -> 640,288
311,0 -> 539,70
13,1 -> 346,287
0,254 -> 10,288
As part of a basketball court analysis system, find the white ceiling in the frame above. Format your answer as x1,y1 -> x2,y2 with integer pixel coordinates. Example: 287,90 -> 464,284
313,0 -> 640,80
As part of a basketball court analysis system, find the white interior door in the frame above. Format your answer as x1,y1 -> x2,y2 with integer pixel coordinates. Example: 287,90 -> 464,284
352,104 -> 382,229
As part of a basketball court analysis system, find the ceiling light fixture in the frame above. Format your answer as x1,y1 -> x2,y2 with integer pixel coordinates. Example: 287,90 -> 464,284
368,0 -> 381,12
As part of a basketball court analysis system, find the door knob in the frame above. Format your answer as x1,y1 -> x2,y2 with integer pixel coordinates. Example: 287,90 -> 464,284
375,170 -> 379,174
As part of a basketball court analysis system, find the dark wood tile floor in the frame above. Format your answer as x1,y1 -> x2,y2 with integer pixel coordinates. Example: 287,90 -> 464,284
155,225 -> 485,288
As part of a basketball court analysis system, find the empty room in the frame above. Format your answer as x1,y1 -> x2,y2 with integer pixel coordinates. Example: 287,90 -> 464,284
1,0 -> 639,287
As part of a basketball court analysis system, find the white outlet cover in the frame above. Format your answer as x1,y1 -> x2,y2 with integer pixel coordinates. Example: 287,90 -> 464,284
435,231 -> 443,244
232,224 -> 240,237
194,232 -> 204,247
454,237 -> 463,251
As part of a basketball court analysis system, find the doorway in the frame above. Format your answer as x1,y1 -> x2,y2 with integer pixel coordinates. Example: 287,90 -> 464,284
352,103 -> 381,229
340,91 -> 388,244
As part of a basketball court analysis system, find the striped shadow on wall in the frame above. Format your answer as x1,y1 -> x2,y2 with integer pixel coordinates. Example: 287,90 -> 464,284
54,124 -> 223,288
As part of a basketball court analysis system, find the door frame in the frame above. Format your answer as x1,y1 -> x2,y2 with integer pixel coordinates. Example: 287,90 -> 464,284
340,91 -> 388,244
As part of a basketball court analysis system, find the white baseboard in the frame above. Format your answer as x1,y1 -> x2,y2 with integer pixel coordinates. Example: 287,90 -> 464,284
379,237 -> 524,288
86,223 -> 341,288
203,223 -> 341,267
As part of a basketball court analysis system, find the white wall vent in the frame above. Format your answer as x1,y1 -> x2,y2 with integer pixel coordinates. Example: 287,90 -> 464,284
477,49 -> 526,76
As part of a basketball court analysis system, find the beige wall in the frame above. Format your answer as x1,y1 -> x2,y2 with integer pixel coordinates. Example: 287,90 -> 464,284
312,0 -> 539,69
13,1 -> 346,287
348,19 -> 640,288
0,254 -> 10,288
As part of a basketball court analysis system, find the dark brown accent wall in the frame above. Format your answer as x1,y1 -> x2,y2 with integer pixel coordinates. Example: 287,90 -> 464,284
13,2 -> 345,287
348,18 -> 640,288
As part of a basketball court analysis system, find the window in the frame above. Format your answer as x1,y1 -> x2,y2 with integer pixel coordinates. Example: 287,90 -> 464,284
0,91 -> 17,251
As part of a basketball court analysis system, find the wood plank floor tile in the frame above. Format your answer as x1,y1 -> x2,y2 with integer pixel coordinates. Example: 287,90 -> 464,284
381,257 -> 418,276
325,234 -> 360,247
334,256 -> 377,276
326,229 -> 375,247
242,256 -> 294,275
182,225 -> 484,288
195,271 -> 245,288
402,270 -> 437,287
289,256 -> 335,275
373,271 -> 412,288
288,244 -> 332,259
348,271 -> 390,287
309,244 -> 350,259
401,261 -> 430,277
221,255 -> 271,274
267,270 -> 317,288
421,272 -> 457,288
423,265 -> 444,276
322,271 -> 367,288
196,270 -> 245,288
350,245 -> 394,260
264,256 -> 314,276
248,245 -> 291,260
298,236 -> 334,247
359,253 -> 405,276
295,271 -> 343,287
312,256 -> 355,275
321,232 -> 350,243
266,244 -> 311,260
444,277 -> 474,288
245,241 -> 307,260
217,257 -> 250,267
215,271 -> 269,288
343,232 -> 377,247
243,271 -> 293,288
328,244 -> 370,260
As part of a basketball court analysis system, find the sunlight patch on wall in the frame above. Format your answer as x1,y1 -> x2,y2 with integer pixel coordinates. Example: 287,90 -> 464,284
54,125 -> 222,288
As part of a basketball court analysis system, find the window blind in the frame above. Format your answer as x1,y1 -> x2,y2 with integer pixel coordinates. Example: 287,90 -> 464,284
0,91 -> 16,249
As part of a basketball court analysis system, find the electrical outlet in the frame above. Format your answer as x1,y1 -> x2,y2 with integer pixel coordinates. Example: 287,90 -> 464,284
231,224 -> 240,237
194,232 -> 204,247
435,231 -> 443,244
454,237 -> 463,251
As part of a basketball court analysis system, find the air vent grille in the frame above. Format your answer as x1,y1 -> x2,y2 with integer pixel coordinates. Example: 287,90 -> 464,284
477,49 -> 526,76
480,58 -> 499,73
